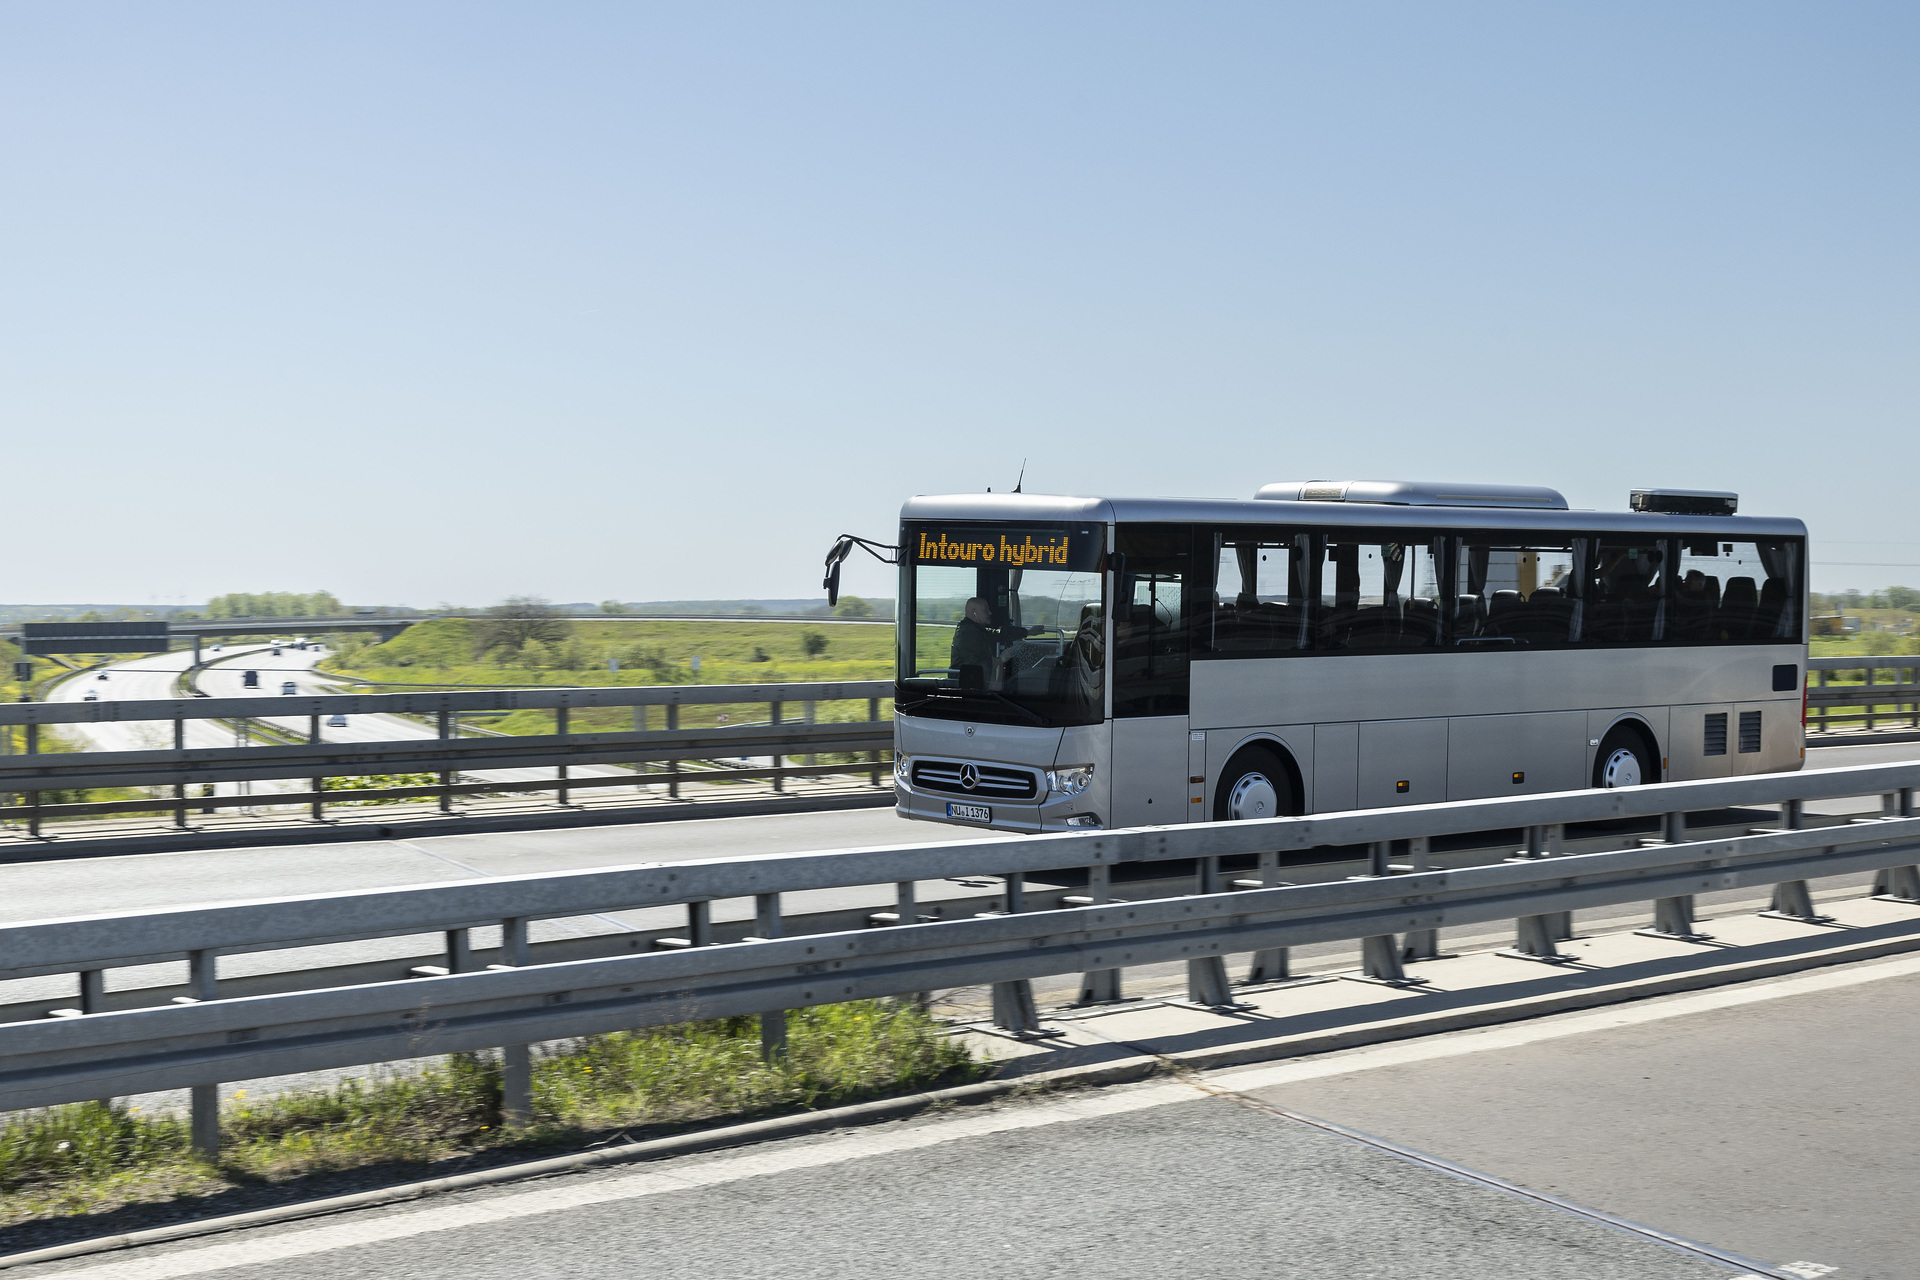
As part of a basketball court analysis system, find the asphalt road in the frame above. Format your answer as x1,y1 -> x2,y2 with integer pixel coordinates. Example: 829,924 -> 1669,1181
32,955 -> 1915,1280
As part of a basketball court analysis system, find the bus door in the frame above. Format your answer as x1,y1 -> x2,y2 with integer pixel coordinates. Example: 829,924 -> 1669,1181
1108,526 -> 1194,827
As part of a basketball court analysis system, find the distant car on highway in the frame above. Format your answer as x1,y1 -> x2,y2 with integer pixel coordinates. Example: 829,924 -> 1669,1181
327,713 -> 348,728
280,681 -> 297,695
211,644 -> 222,652
95,672 -> 108,681
82,689 -> 98,701
242,670 -> 259,689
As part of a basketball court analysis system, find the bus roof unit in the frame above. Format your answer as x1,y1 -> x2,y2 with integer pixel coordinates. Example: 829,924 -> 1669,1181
1629,488 -> 1739,516
1255,480 -> 1569,510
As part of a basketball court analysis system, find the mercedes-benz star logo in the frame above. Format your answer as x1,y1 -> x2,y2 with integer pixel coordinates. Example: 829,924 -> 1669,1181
959,764 -> 979,790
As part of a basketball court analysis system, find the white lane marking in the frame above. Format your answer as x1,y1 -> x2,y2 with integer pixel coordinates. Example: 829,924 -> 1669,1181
44,954 -> 1920,1279
1209,950 -> 1920,1095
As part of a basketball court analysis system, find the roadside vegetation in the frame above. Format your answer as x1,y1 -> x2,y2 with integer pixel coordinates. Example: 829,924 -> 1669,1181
0,1001 -> 978,1233
315,604 -> 896,737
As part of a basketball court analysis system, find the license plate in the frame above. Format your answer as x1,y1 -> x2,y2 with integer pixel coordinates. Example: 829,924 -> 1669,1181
946,801 -> 992,824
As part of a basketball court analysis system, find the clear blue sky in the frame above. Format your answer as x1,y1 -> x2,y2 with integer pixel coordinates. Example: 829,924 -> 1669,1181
2,2 -> 1914,605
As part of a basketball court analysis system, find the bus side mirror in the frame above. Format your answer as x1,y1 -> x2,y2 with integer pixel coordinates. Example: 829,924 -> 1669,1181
825,561 -> 842,608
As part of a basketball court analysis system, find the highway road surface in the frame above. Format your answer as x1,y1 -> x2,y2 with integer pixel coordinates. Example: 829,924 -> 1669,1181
43,643 -> 651,799
19,955 -> 1917,1278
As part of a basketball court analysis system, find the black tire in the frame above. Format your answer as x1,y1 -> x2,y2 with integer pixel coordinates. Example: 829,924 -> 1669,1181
1213,745 -> 1299,822
1592,724 -> 1655,789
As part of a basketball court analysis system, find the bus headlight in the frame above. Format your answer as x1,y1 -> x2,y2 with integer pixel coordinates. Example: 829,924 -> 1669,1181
1047,764 -> 1095,797
894,754 -> 911,783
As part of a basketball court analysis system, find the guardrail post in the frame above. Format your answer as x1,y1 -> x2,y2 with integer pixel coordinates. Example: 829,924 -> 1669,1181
1867,665 -> 1878,732
446,928 -> 474,973
173,718 -> 190,828
1360,841 -> 1408,981
25,721 -> 39,838
868,696 -> 881,785
1643,816 -> 1708,939
1076,863 -> 1124,1003
666,704 -> 681,798
1872,787 -> 1920,902
1402,836 -> 1441,961
1246,849 -> 1291,981
555,706 -> 570,807
436,710 -> 453,814
689,900 -> 713,947
1186,854 -> 1235,1005
498,917 -> 533,1126
186,950 -> 220,1157
770,700 -> 783,793
754,892 -> 787,1059
1817,667 -> 1829,734
990,872 -> 1044,1035
1765,799 -> 1832,922
803,700 -> 817,770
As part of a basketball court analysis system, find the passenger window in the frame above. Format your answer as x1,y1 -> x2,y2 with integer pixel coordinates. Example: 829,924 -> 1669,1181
1674,538 -> 1798,643
1455,538 -> 1577,646
1319,536 -> 1445,651
1211,532 -> 1311,652
1585,539 -> 1669,643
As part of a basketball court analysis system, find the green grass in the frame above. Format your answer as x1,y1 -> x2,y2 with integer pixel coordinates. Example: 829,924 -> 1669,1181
321,618 -> 895,688
0,1001 -> 977,1229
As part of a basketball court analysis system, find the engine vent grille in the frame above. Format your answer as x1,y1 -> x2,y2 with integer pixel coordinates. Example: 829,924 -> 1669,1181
1739,710 -> 1762,754
910,759 -> 1039,800
1704,713 -> 1728,757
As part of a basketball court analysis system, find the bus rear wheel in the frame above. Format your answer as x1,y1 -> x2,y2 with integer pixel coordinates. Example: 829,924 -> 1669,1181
1593,726 -> 1654,789
1214,746 -> 1298,822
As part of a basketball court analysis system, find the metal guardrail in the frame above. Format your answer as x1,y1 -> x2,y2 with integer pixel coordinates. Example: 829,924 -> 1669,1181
0,681 -> 894,832
4,760 -> 1919,1154
1806,656 -> 1920,734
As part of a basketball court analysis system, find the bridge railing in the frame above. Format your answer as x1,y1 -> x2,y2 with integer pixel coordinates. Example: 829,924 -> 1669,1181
0,680 -> 894,834
3,759 -> 1917,1153
1806,656 -> 1920,736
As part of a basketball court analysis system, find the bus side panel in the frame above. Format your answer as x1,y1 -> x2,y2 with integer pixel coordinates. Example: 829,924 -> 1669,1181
1446,711 -> 1586,800
1109,716 -> 1189,827
1313,723 -> 1358,812
1357,718 -> 1448,808
1669,703 -> 1735,781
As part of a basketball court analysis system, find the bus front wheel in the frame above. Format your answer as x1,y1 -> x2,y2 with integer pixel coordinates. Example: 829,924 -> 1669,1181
1214,746 -> 1298,821
1593,726 -> 1655,789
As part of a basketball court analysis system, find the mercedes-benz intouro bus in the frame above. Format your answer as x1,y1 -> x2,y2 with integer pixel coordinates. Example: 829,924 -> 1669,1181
885,480 -> 1807,833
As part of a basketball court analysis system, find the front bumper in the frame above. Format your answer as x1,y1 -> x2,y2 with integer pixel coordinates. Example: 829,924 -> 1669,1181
894,771 -> 1102,835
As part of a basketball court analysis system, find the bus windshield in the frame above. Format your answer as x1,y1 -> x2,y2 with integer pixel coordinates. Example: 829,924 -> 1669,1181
897,522 -> 1107,727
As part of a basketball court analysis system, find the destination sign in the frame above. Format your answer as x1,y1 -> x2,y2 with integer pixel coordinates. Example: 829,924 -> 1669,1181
908,526 -> 1104,572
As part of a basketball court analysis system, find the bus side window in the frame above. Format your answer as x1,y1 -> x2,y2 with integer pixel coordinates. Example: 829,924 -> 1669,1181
1211,531 -> 1310,653
1456,537 -> 1576,646
1675,538 -> 1797,643
1587,539 -> 1668,643
1320,535 -> 1444,651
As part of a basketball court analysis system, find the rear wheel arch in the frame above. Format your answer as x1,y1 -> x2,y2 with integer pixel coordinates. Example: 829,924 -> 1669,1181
1593,717 -> 1660,788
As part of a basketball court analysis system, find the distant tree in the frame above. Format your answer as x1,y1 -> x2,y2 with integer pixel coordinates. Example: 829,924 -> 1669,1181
802,630 -> 829,658
599,600 -> 632,616
833,596 -> 874,619
750,646 -> 772,662
478,596 -> 573,654
1886,585 -> 1920,612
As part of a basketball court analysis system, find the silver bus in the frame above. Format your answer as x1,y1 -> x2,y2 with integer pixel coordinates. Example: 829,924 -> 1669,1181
881,480 -> 1807,833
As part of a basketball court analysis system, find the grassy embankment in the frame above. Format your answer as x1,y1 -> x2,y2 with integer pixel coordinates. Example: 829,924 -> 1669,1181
0,1002 -> 977,1231
1806,634 -> 1920,728
319,618 -> 896,736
